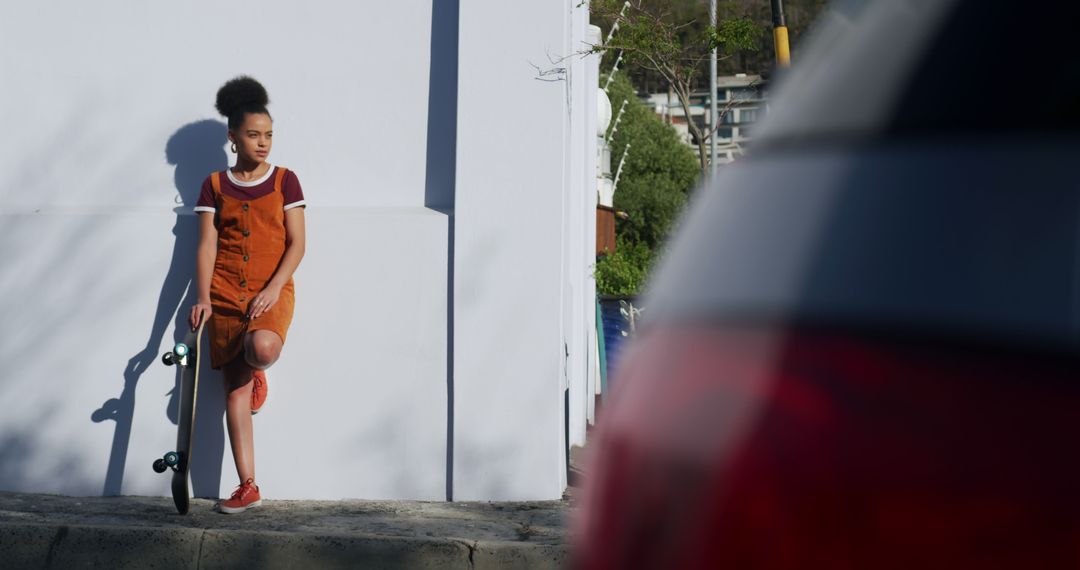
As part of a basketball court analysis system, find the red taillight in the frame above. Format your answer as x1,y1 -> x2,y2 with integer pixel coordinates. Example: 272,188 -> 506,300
573,325 -> 1080,569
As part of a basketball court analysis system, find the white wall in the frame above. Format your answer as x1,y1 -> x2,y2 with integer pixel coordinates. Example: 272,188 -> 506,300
0,0 -> 593,502
0,1 -> 451,500
567,3 -> 592,448
0,1 -> 433,209
0,208 -> 449,500
452,0 -> 573,500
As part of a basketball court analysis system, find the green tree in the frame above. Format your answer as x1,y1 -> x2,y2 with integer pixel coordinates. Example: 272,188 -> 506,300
592,0 -> 828,91
591,0 -> 763,172
594,238 -> 654,297
605,71 -> 699,251
594,71 -> 697,297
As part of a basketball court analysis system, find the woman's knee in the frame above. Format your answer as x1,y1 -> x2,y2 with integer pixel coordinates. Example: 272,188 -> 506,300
245,332 -> 281,367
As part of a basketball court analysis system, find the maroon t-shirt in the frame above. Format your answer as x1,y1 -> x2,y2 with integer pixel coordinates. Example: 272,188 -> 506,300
194,165 -> 305,213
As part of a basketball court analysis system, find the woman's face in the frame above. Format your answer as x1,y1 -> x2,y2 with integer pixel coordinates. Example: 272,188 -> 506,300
229,112 -> 273,165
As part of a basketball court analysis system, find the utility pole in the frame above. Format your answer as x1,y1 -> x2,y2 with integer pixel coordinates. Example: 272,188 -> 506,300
771,0 -> 791,67
709,0 -> 718,176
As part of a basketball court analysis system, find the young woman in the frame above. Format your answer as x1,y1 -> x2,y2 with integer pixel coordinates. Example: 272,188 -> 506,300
188,76 -> 306,514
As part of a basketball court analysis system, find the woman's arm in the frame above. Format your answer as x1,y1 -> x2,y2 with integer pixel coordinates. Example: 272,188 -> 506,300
190,212 -> 218,329
249,207 -> 305,320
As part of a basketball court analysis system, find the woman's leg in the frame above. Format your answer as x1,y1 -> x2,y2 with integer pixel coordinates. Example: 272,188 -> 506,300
221,330 -> 282,484
244,330 -> 283,370
222,356 -> 256,483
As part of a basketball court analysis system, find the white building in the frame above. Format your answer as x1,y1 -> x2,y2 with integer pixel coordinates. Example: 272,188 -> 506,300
644,73 -> 768,165
0,1 -> 602,502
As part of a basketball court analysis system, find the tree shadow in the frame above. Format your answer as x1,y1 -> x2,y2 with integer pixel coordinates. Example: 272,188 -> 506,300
91,119 -> 228,498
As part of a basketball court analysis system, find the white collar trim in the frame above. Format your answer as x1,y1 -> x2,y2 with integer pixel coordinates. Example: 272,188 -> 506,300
227,164 -> 275,187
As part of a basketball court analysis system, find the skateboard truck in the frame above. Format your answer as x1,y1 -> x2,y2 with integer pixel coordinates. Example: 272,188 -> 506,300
162,342 -> 191,367
152,451 -> 186,474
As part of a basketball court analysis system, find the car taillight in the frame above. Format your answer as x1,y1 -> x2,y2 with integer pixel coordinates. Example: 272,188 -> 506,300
573,324 -> 1080,569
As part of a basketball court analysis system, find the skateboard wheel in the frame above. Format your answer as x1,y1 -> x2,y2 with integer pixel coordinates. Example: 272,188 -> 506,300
162,352 -> 176,366
164,451 -> 180,467
153,458 -> 168,473
174,343 -> 189,357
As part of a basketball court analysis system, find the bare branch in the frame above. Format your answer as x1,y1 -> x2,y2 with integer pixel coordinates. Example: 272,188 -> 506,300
528,60 -> 566,83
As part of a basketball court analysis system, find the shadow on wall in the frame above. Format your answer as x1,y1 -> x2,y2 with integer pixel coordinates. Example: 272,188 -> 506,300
0,405 -> 83,493
425,0 -> 459,502
91,120 -> 228,498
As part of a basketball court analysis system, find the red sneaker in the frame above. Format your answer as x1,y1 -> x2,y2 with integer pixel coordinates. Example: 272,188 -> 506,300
251,369 -> 267,414
216,478 -> 262,514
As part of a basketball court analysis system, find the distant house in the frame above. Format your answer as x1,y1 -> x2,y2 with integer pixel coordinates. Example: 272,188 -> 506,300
643,73 -> 768,166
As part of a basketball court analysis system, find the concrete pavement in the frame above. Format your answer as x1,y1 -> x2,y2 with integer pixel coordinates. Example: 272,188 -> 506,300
0,489 -> 576,569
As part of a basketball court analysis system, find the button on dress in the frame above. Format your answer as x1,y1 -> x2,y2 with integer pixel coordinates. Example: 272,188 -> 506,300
207,167 -> 296,370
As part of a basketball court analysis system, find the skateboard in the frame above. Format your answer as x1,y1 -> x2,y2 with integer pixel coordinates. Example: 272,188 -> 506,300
152,321 -> 204,515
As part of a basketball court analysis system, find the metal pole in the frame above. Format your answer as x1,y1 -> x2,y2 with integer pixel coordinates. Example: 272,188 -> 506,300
770,0 -> 791,67
709,0 -> 718,176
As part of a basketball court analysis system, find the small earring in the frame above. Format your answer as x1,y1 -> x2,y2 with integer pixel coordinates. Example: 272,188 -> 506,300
230,142 -> 237,153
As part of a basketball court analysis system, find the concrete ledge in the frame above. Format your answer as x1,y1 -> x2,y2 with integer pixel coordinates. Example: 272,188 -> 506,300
45,525 -> 204,570
0,524 -> 63,569
200,528 -> 471,569
0,492 -> 572,569
1,523 -> 573,570
2,524 -> 574,570
472,541 -> 569,570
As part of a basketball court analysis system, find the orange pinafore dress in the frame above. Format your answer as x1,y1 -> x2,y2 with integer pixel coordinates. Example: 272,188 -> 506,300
207,167 -> 296,370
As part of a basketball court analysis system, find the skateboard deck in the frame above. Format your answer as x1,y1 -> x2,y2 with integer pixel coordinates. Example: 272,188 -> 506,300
153,322 -> 204,515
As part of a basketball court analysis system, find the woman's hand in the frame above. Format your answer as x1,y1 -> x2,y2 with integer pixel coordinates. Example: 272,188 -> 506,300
248,284 -> 282,320
190,301 -> 212,330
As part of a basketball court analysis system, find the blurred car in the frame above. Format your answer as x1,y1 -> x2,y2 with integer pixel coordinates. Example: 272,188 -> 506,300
574,0 -> 1080,568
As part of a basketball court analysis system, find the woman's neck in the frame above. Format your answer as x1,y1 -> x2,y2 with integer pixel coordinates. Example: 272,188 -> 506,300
231,159 -> 270,181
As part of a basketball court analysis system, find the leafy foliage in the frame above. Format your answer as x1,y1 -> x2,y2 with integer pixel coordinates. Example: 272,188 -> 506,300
605,71 -> 699,252
590,0 -> 766,172
592,0 -> 827,83
710,17 -> 762,53
594,238 -> 654,298
589,1 -> 828,296
594,71 -> 697,296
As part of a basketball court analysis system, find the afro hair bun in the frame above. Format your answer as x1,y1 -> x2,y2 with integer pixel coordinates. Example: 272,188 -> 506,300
215,76 -> 270,119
